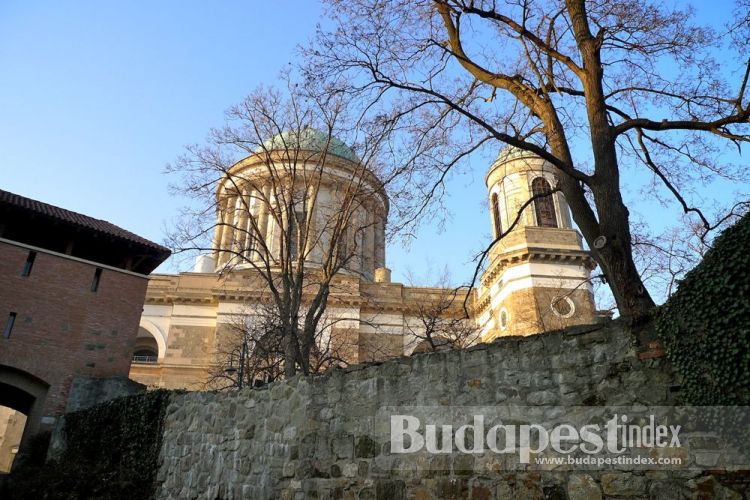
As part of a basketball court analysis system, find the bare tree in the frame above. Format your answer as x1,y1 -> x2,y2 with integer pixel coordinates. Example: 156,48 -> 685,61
403,267 -> 481,353
306,0 -> 750,318
168,80 -> 389,376
207,305 -> 284,390
207,303 -> 362,389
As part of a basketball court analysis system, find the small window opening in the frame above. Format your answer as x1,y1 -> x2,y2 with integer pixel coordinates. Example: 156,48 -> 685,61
21,251 -> 36,277
91,268 -> 103,292
3,312 -> 16,339
499,309 -> 509,330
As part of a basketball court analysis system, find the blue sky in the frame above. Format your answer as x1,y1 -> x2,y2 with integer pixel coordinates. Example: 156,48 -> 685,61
0,1 -> 325,270
1,1 -> 746,297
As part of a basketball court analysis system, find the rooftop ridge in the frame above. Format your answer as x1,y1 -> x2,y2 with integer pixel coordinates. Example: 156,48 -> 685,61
0,188 -> 169,254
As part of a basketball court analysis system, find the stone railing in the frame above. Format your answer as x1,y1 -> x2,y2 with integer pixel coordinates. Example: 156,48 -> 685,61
131,355 -> 158,364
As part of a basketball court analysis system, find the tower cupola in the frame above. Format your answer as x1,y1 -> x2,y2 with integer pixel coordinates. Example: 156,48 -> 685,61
476,146 -> 597,340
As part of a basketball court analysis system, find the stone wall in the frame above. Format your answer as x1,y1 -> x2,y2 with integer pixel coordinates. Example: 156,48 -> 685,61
150,320 -> 746,499
64,376 -> 145,413
30,319 -> 746,498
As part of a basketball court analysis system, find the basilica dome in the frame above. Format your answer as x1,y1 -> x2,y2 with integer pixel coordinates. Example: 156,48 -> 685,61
208,128 -> 388,279
257,128 -> 360,163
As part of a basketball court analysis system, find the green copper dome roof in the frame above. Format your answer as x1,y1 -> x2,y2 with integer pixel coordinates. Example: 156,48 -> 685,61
258,128 -> 359,163
494,145 -> 539,164
485,144 -> 546,186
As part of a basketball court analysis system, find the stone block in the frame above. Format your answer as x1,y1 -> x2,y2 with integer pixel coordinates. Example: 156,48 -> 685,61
355,435 -> 380,458
436,478 -> 469,499
331,433 -> 354,459
600,472 -> 647,496
567,474 -> 601,500
648,480 -> 690,500
527,389 -> 558,405
452,454 -> 475,476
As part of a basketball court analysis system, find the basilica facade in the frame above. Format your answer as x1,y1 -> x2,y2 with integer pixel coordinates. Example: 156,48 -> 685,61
129,132 -> 599,390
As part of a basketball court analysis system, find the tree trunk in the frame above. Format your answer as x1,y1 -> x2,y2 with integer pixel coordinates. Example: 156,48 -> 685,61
598,236 -> 655,317
563,0 -> 657,318
590,177 -> 656,318
560,172 -> 655,317
283,324 -> 298,377
299,285 -> 329,376
543,100 -> 656,318
587,110 -> 656,317
566,179 -> 655,317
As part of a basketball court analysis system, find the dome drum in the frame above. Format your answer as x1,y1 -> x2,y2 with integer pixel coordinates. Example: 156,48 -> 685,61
209,130 -> 388,281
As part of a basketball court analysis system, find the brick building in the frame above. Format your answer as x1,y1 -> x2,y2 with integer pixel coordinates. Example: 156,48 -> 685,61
0,189 -> 169,469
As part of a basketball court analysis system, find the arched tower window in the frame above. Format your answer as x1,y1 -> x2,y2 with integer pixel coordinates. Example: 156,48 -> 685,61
531,177 -> 558,228
491,193 -> 502,237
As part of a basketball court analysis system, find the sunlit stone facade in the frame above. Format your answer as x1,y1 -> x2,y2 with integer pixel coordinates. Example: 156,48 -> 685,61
130,137 -> 599,390
476,148 -> 598,340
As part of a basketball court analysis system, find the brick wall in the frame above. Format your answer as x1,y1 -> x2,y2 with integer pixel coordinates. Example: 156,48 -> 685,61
0,241 -> 148,431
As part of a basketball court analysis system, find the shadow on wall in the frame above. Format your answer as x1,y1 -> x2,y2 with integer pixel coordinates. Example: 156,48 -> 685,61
0,366 -> 50,469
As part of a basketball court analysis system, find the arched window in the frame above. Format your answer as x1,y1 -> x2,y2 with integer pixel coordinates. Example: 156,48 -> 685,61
491,193 -> 502,237
531,177 -> 558,228
132,328 -> 160,364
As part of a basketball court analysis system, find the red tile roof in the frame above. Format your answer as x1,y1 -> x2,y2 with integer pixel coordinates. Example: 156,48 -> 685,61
0,188 -> 169,254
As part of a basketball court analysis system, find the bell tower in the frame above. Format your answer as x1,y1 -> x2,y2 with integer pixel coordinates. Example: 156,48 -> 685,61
475,147 -> 597,341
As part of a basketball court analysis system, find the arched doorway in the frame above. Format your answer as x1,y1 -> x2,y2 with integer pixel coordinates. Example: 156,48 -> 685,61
0,365 -> 50,472
132,327 -> 160,364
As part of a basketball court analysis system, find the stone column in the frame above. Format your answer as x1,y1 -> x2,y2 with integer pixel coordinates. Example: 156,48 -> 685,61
355,230 -> 364,273
556,192 -> 572,229
363,208 -> 375,277
234,187 -> 249,260
242,187 -> 259,261
257,185 -> 271,258
523,174 -> 537,227
218,195 -> 237,267
500,180 -> 511,231
266,209 -> 278,264
374,214 -> 386,269
211,199 -> 226,259
304,185 -> 317,260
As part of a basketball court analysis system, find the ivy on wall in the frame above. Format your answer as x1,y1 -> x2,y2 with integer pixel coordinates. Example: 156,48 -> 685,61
4,390 -> 172,500
656,213 -> 750,405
